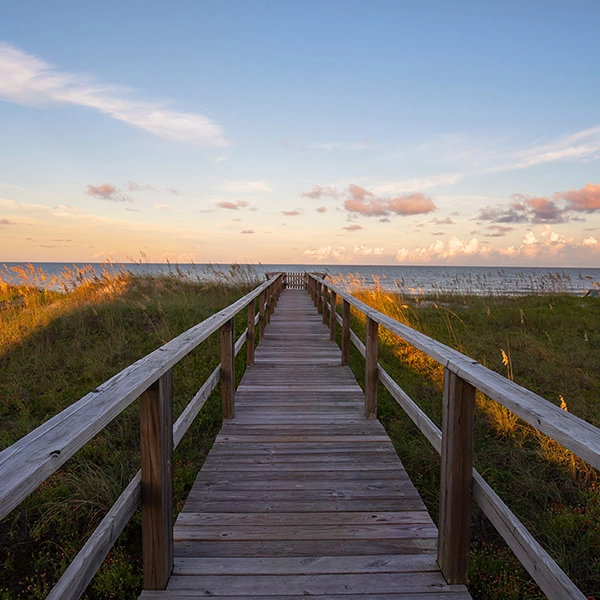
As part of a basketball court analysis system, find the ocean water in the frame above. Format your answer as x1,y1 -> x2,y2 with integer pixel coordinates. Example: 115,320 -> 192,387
2,262 -> 599,296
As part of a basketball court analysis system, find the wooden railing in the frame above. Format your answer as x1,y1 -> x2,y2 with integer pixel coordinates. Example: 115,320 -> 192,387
308,273 -> 599,600
0,273 -> 285,599
284,271 -> 307,290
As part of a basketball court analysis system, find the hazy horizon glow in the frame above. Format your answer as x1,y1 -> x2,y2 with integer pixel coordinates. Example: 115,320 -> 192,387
1,2 -> 600,267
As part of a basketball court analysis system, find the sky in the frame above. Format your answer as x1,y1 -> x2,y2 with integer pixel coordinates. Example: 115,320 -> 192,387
1,1 -> 600,267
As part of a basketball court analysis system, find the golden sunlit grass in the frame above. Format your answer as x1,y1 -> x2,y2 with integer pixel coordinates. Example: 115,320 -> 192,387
333,272 -> 600,599
0,263 -> 260,599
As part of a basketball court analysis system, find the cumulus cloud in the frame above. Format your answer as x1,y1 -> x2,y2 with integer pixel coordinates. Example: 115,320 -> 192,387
344,185 -> 436,217
479,183 -> 600,225
220,180 -> 272,193
396,228 -> 600,265
216,200 -> 250,210
558,183 -> 600,212
85,183 -> 135,203
0,42 -> 229,146
342,224 -> 363,231
316,206 -> 327,213
303,244 -> 384,262
282,210 -> 302,216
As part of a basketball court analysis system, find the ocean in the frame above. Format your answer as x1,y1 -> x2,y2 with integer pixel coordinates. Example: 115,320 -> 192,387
2,262 -> 599,296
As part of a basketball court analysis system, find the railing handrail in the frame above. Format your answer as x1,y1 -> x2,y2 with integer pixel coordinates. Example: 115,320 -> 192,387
308,273 -> 591,600
311,275 -> 600,471
0,272 -> 285,599
0,274 -> 283,521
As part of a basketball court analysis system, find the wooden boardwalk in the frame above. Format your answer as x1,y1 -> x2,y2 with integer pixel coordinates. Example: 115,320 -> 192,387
140,289 -> 471,599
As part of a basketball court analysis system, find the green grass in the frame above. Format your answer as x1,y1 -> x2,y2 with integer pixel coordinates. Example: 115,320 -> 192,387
340,285 -> 600,599
0,264 -> 260,599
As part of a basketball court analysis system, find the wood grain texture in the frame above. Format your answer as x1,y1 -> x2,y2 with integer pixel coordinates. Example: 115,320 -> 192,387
309,275 -> 600,472
143,289 -> 470,599
437,369 -> 476,585
140,370 -> 173,590
0,275 -> 283,522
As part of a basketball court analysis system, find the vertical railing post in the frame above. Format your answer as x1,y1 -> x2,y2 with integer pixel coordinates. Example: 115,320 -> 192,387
341,299 -> 350,366
364,316 -> 378,419
259,291 -> 266,340
317,283 -> 323,314
437,368 -> 476,584
322,286 -> 328,324
247,298 -> 255,366
329,291 -> 337,341
220,317 -> 235,419
140,370 -> 173,590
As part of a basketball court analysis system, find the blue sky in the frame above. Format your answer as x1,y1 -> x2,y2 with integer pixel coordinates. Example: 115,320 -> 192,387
1,1 -> 600,265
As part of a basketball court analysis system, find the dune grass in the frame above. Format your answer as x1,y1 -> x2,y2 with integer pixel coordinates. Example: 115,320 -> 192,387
0,263 -> 260,599
333,274 -> 600,599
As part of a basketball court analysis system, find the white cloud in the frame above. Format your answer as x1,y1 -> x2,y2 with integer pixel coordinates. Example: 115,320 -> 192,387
0,42 -> 229,146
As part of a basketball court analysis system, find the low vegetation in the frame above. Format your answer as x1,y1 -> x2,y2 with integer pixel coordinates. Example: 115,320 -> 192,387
0,263 -> 259,599
334,273 -> 600,599
1,265 -> 599,599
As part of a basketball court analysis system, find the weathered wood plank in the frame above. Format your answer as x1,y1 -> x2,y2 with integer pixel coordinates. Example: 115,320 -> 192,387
140,370 -> 173,590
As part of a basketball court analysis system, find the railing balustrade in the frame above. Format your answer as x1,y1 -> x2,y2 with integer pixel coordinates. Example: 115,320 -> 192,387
308,273 -> 596,600
0,273 -> 285,599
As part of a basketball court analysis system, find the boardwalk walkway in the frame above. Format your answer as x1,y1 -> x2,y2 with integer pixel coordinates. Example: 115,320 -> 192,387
141,289 -> 471,599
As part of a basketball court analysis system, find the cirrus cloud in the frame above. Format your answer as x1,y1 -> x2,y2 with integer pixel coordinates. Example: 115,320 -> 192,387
0,42 -> 229,147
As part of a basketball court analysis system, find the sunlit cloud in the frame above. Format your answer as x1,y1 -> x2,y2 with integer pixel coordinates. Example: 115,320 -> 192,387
342,224 -> 363,232
303,244 -> 383,262
300,185 -> 339,199
241,229 -> 255,234
0,43 -> 229,146
220,180 -> 273,192
372,173 -> 463,194
431,217 -> 456,225
282,209 -> 302,216
316,206 -> 327,213
558,182 -> 600,212
395,228 -> 600,265
344,185 -> 436,217
479,182 -> 600,225
0,218 -> 14,226
216,200 -> 250,210
85,183 -> 135,203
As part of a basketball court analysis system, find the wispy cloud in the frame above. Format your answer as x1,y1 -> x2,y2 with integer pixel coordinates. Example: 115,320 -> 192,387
85,183 -> 135,203
0,218 -> 14,226
216,200 -> 250,210
282,209 -> 302,216
241,229 -> 255,234
300,185 -> 340,199
220,180 -> 273,193
0,42 -> 229,146
342,224 -> 363,232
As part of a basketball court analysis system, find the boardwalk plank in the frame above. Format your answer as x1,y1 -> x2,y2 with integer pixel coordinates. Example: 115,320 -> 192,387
139,289 -> 470,599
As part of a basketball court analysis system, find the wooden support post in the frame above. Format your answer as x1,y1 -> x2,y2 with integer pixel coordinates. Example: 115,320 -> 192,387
140,370 -> 173,590
329,291 -> 337,341
341,299 -> 350,366
364,317 -> 378,419
220,317 -> 235,420
259,291 -> 266,340
322,286 -> 328,324
247,299 -> 255,366
317,283 -> 323,314
437,368 -> 476,584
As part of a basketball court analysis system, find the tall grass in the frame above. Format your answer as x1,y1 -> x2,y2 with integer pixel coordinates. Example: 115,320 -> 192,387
0,263 -> 260,599
332,273 -> 600,598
